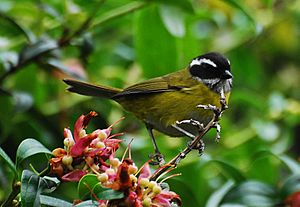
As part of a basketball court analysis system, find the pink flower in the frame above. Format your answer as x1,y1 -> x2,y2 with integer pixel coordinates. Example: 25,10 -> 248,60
286,191 -> 300,207
97,160 -> 181,207
49,111 -> 123,181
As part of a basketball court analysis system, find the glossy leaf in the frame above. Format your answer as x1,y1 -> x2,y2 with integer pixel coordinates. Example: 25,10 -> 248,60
139,0 -> 194,12
210,160 -> 246,183
278,155 -> 300,174
97,189 -> 124,200
222,0 -> 255,24
21,170 -> 46,207
205,180 -> 235,207
78,174 -> 102,200
16,138 -> 52,169
21,170 -> 62,207
74,200 -> 99,207
0,147 -> 17,177
92,2 -> 147,27
42,176 -> 61,194
159,5 -> 185,38
280,174 -> 300,198
222,181 -> 279,206
0,11 -> 36,43
40,195 -> 73,207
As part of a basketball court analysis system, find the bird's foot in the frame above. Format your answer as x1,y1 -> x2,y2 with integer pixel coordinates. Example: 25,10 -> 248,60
149,152 -> 165,166
187,138 -> 205,155
197,97 -> 226,143
197,89 -> 228,121
176,119 -> 204,132
197,104 -> 220,116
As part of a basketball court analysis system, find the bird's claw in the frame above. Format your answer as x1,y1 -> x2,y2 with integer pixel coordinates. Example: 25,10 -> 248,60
176,119 -> 204,131
149,152 -> 165,166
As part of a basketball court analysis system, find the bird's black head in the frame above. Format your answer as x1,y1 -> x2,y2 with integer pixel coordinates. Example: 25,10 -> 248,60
189,52 -> 233,93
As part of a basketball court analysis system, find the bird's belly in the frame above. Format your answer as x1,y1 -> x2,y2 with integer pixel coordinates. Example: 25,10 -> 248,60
147,106 -> 214,137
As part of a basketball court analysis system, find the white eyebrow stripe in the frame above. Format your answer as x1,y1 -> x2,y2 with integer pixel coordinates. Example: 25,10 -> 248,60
190,58 -> 217,68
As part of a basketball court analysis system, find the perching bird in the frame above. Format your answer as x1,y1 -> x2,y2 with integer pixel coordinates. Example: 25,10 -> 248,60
64,52 -> 233,161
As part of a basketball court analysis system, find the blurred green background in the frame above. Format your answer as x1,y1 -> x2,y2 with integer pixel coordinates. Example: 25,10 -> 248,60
1,0 -> 300,206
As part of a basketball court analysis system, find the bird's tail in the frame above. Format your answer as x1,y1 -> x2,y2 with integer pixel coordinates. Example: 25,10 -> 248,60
63,79 -> 122,98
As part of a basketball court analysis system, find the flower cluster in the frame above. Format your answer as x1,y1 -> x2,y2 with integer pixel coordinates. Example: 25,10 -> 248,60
49,111 -> 122,181
95,158 -> 181,207
49,111 -> 181,207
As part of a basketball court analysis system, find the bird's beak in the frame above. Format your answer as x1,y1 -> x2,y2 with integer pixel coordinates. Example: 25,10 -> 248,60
222,70 -> 233,79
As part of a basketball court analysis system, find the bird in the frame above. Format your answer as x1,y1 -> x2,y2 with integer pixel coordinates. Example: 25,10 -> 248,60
64,52 -> 233,162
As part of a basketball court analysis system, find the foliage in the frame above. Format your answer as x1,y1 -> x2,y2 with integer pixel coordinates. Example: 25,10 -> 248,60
1,0 -> 300,206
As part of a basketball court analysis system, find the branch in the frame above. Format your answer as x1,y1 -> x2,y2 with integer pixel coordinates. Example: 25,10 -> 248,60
0,1 -> 148,84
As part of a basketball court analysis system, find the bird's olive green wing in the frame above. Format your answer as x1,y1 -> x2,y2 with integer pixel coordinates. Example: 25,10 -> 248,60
113,76 -> 184,98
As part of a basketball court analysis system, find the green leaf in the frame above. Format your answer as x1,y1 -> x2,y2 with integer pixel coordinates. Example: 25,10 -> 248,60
78,174 -> 102,200
278,154 -> 300,174
252,151 -> 300,174
211,160 -> 246,183
222,0 -> 255,24
220,204 -> 247,207
135,5 -> 178,78
159,5 -> 185,38
0,11 -> 36,43
92,2 -> 147,28
75,200 -> 98,207
139,0 -> 194,12
222,181 -> 279,206
40,195 -> 73,207
97,189 -> 124,200
205,180 -> 235,207
16,138 -> 52,169
21,170 -> 61,207
280,174 -> 300,198
41,176 -> 61,194
21,170 -> 46,207
0,147 -> 17,177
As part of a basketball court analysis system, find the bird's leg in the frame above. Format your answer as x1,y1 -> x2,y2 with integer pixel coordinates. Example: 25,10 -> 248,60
146,124 -> 165,166
172,123 -> 196,139
212,122 -> 221,142
172,122 -> 205,155
197,89 -> 228,142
